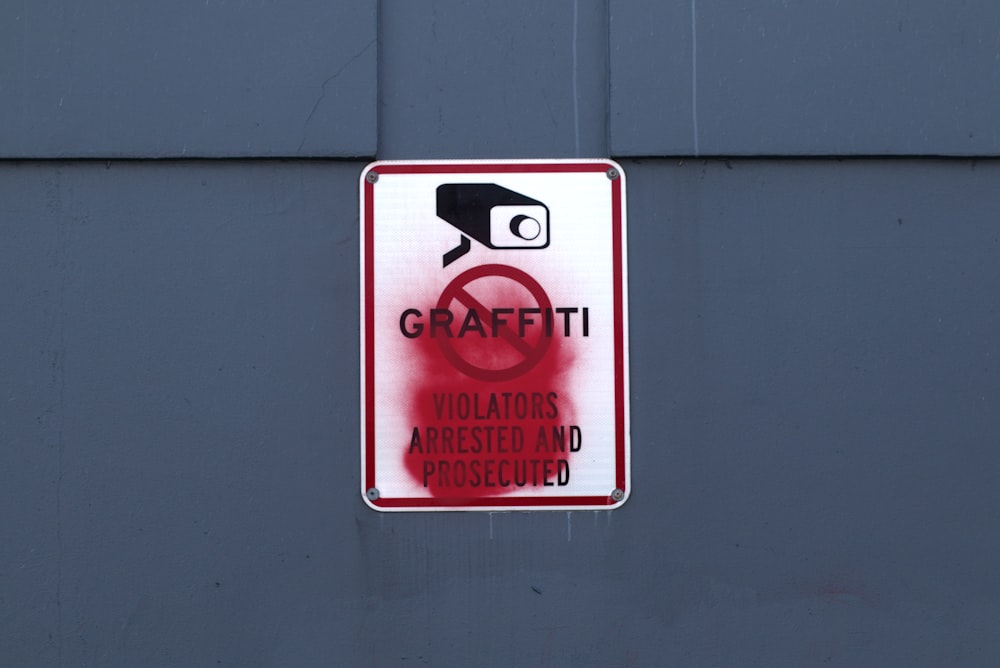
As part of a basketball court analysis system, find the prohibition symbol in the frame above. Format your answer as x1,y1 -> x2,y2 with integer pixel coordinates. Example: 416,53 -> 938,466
435,264 -> 552,382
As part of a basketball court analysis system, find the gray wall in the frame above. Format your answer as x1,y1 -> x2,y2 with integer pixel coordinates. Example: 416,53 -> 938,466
2,1 -> 999,666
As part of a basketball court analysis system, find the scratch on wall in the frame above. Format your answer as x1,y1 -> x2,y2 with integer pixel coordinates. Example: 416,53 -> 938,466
297,38 -> 376,154
43,168 -> 67,667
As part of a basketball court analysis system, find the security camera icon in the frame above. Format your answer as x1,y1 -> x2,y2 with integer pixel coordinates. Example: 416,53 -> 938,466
437,183 -> 550,267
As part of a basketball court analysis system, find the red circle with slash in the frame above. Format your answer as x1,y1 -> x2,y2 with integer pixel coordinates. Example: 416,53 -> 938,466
435,264 -> 553,382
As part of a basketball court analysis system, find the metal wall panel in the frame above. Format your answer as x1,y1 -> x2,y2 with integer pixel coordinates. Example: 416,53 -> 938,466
379,0 -> 609,159
623,159 -> 1000,664
610,1 -> 1000,156
2,159 -> 997,665
0,162 -> 363,665
0,2 -> 377,158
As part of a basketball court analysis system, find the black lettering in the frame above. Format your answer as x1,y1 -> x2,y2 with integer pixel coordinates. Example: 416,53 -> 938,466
501,392 -> 512,417
401,307 -> 591,339
498,459 -> 510,486
409,427 -> 423,454
458,308 -> 487,337
547,392 -> 558,419
437,460 -> 450,487
432,393 -> 448,419
491,308 -> 514,336
530,459 -> 542,484
570,425 -> 582,452
453,460 -> 467,487
485,393 -> 500,419
429,308 -> 454,337
511,426 -> 524,452
400,309 -> 423,338
542,459 -> 555,486
531,392 -> 544,418
441,426 -> 454,453
513,460 -> 527,486
551,426 -> 566,452
557,460 -> 570,485
555,307 -> 578,335
534,425 -> 550,452
514,392 -> 527,418
519,307 -> 541,336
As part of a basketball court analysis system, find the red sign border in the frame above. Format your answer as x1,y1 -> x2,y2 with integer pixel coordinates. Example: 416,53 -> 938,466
362,160 -> 628,510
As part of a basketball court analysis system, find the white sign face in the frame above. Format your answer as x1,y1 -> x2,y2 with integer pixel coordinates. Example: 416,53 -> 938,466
361,160 -> 630,511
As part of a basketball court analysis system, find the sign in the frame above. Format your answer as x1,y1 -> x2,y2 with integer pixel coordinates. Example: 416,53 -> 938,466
361,160 -> 630,511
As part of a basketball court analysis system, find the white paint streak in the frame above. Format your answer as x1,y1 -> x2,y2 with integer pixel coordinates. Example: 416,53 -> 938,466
572,0 -> 580,157
567,512 -> 572,541
489,512 -> 495,540
691,0 -> 700,156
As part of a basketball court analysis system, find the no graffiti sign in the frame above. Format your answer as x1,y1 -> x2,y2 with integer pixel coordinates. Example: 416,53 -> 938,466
360,160 -> 630,511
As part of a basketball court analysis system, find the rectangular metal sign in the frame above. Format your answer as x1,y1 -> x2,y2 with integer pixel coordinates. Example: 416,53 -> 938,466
361,160 -> 630,511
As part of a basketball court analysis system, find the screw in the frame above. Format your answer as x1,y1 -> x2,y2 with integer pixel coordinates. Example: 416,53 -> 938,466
365,171 -> 379,184
606,167 -> 619,181
611,488 -> 625,501
366,487 -> 380,501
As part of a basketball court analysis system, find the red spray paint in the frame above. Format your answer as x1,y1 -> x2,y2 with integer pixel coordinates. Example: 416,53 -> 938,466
400,265 -> 578,498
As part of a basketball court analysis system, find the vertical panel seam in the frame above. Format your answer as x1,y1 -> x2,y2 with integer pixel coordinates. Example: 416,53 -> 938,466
573,0 -> 580,158
375,0 -> 383,158
691,0 -> 700,157
605,0 -> 612,156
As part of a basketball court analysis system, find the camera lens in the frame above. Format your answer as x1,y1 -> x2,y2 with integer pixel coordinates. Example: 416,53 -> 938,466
509,215 -> 541,241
